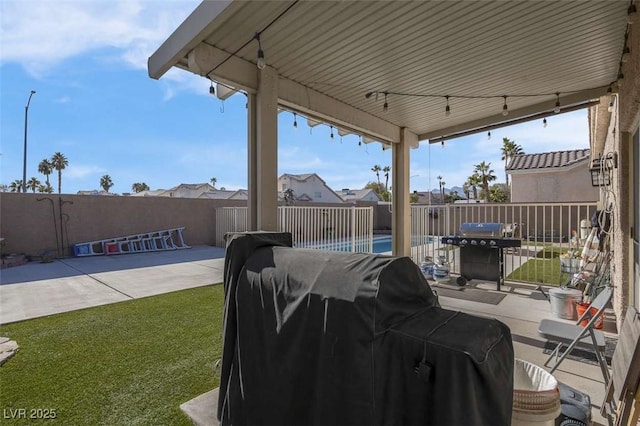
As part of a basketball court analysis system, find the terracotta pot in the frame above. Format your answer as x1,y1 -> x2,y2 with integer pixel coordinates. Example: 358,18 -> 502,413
576,303 -> 603,329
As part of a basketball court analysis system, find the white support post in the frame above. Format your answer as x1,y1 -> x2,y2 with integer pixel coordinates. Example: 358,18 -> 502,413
248,66 -> 279,231
392,128 -> 416,257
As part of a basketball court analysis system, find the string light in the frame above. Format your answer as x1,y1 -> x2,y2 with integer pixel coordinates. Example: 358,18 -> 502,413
554,92 -> 561,113
330,125 -> 334,140
359,136 -> 362,146
255,33 -> 266,70
209,80 -> 215,96
293,113 -> 298,129
363,85 -> 608,116
543,118 -> 547,128
628,4 -> 638,24
487,131 -> 491,140
621,46 -> 631,63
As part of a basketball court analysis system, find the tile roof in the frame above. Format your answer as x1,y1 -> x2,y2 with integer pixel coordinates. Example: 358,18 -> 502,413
507,149 -> 590,171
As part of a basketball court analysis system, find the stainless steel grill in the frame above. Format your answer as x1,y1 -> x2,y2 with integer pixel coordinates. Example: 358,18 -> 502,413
441,223 -> 522,290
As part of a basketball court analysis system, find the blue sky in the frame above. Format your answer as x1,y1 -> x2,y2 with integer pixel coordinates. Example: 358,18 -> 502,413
1,0 -> 590,195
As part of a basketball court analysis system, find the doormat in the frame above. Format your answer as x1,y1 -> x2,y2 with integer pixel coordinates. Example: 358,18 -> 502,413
542,337 -> 617,367
433,286 -> 506,305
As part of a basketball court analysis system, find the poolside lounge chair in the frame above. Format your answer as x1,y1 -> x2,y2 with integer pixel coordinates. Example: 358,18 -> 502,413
538,286 -> 613,384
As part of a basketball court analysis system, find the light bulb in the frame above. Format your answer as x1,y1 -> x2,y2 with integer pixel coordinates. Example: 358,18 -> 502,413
622,46 -> 631,63
383,102 -> 388,112
330,126 -> 334,140
627,4 -> 638,24
554,93 -> 561,113
502,96 -> 508,116
293,113 -> 298,129
257,49 -> 265,70
209,82 -> 215,96
487,131 -> 491,140
543,118 -> 547,128
445,96 -> 451,116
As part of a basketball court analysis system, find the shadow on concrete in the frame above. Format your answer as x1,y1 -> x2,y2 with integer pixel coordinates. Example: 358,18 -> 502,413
0,245 -> 225,285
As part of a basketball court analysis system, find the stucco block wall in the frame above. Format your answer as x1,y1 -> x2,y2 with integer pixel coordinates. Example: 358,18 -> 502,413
0,193 -> 246,257
510,167 -> 598,203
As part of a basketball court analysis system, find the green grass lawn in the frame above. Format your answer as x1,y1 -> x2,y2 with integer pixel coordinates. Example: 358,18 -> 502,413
0,285 -> 224,425
507,246 -> 572,285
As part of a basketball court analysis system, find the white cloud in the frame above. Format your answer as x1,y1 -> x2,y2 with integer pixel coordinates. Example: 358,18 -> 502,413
1,0 -> 200,76
64,164 -> 106,180
55,96 -> 71,104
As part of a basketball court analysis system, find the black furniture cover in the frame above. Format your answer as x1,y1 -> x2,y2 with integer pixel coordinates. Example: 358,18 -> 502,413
218,232 -> 514,425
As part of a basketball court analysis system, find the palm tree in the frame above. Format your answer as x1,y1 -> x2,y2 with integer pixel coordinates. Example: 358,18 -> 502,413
462,182 -> 471,201
9,180 -> 23,192
100,175 -> 114,192
38,159 -> 53,187
436,175 -> 444,202
382,166 -> 391,191
371,165 -> 381,186
131,182 -> 150,193
0,184 -> 8,192
210,177 -> 217,188
51,152 -> 68,194
500,138 -> 524,186
467,173 -> 481,200
474,161 -> 497,202
27,177 -> 41,193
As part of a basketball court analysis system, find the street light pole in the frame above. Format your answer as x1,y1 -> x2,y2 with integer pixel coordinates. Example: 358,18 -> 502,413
22,90 -> 36,193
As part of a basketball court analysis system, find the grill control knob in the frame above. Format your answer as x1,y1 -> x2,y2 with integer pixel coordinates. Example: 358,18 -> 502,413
470,239 -> 478,245
489,240 -> 496,246
446,239 -> 453,244
480,240 -> 486,246
461,239 -> 468,245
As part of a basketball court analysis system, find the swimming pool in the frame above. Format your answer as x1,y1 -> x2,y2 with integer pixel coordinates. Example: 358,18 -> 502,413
309,235 -> 433,253
371,235 -> 434,253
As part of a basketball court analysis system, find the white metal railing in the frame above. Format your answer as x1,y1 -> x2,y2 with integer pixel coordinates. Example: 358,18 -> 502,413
215,206 -> 374,253
215,207 -> 249,247
410,202 -> 599,285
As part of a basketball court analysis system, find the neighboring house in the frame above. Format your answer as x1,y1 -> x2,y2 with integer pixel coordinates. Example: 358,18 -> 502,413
128,189 -> 167,197
338,188 -> 381,203
506,149 -> 599,203
76,190 -> 118,196
199,189 -> 248,200
129,183 -> 214,198
277,173 -> 344,203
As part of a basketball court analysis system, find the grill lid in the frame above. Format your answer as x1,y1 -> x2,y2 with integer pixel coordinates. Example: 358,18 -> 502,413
459,223 -> 504,238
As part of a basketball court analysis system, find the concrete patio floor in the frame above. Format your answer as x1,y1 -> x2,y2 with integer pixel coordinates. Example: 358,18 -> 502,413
0,245 -> 616,425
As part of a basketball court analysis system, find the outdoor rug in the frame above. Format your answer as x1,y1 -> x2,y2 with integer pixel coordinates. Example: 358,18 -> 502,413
432,286 -> 507,305
542,336 -> 617,367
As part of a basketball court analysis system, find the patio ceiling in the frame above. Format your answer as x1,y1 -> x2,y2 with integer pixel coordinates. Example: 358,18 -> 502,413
149,0 -> 630,144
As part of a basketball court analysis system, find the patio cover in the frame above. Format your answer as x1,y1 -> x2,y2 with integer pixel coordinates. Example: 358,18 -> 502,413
149,1 -> 630,254
220,232 -> 514,425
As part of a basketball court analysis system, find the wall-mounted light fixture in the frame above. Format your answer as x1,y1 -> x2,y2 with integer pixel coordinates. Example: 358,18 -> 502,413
589,153 -> 618,187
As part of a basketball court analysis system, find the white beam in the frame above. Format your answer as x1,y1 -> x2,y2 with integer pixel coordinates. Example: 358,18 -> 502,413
148,0 -> 238,80
187,44 -> 258,94
278,78 -> 401,144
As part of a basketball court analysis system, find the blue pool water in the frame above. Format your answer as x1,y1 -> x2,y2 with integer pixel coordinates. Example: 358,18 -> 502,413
372,235 -> 433,253
309,235 -> 433,253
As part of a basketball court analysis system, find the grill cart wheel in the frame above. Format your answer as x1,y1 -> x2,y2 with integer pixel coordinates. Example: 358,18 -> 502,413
456,276 -> 467,286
